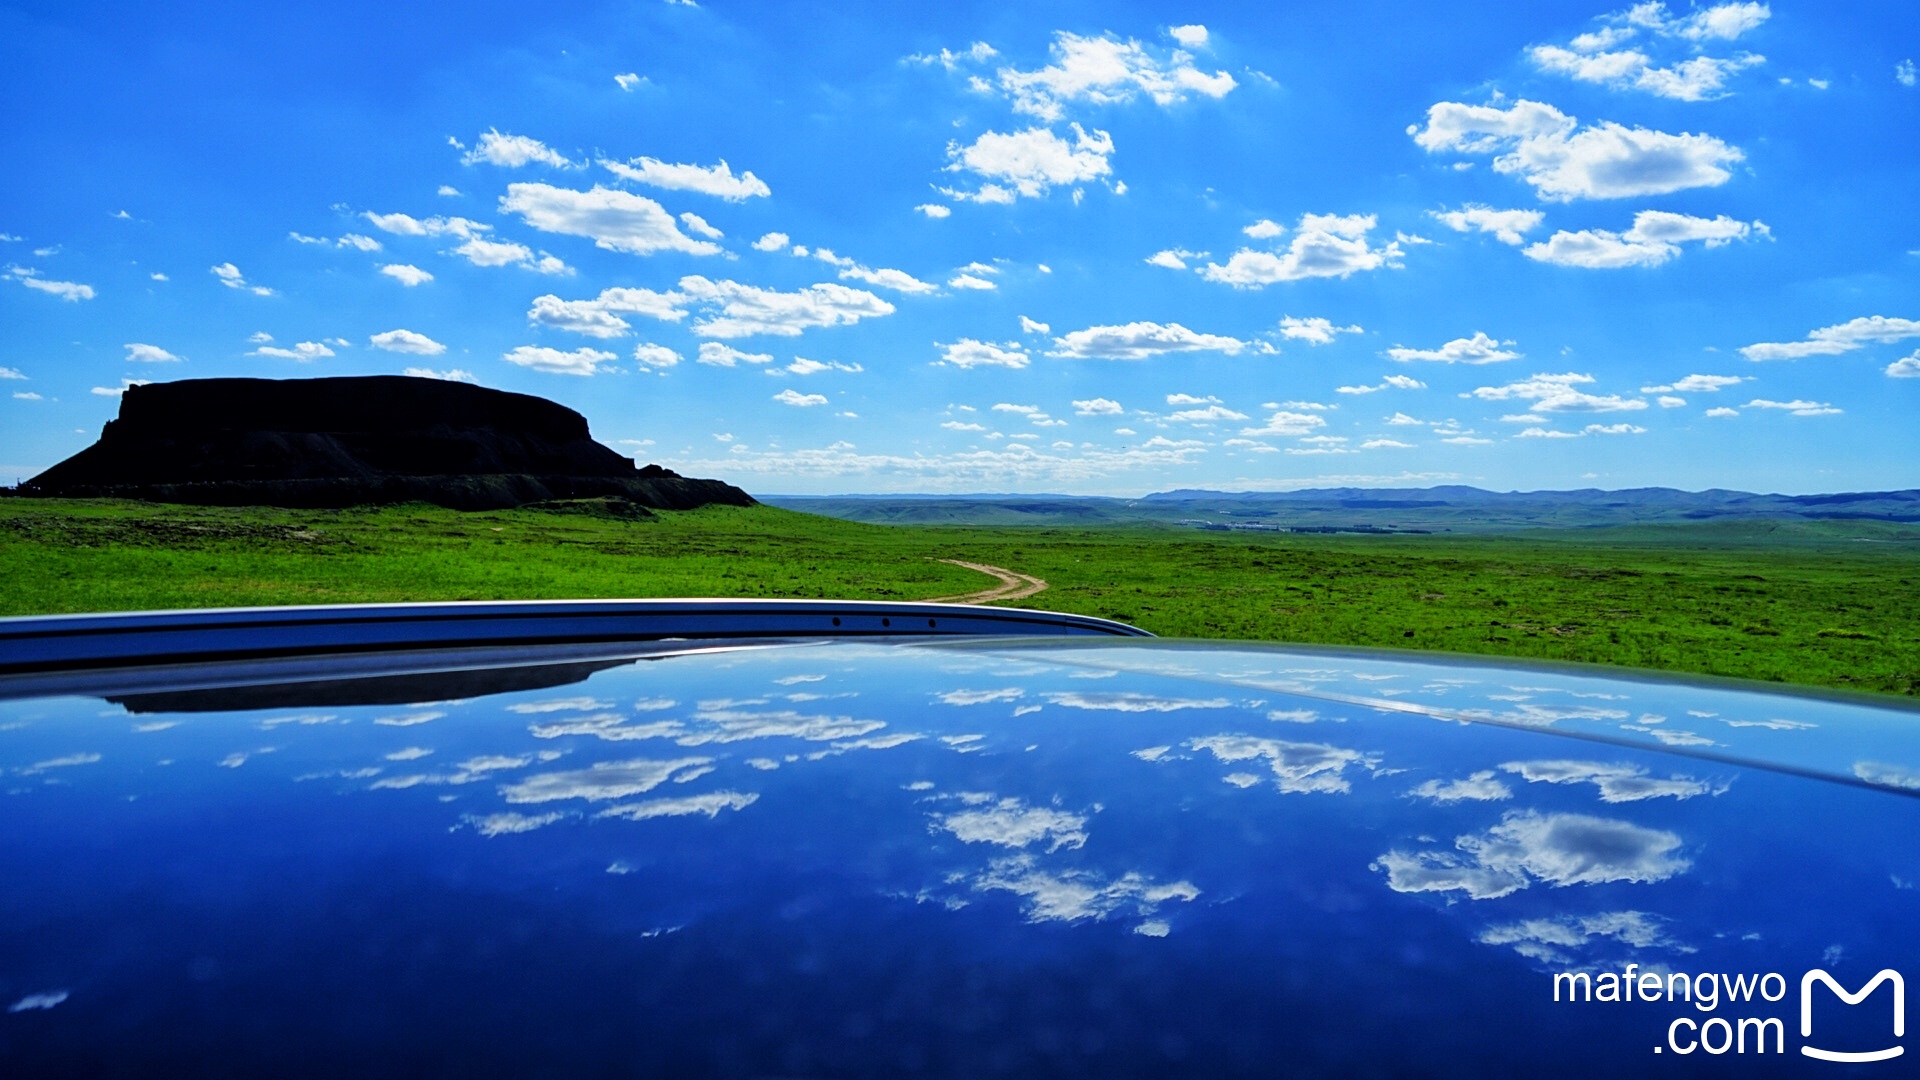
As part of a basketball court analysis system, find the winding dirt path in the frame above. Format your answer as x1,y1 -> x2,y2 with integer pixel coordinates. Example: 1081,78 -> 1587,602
925,559 -> 1050,604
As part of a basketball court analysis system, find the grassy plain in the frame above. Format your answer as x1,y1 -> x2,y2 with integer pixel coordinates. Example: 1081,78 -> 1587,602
3,497 -> 1917,697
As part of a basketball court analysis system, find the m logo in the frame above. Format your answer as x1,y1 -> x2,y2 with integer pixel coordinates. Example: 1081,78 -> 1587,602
1801,969 -> 1905,1063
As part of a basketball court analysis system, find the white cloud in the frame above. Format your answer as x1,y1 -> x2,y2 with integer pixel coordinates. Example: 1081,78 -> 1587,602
380,263 -> 434,286
1888,353 -> 1920,378
946,272 -> 996,291
991,30 -> 1236,122
8,991 -> 69,1013
500,183 -> 723,256
361,212 -> 487,238
1471,372 -> 1647,412
1241,410 -> 1327,437
463,130 -> 577,168
752,232 -> 790,252
1387,331 -> 1519,364
1188,734 -> 1375,794
209,262 -> 270,296
1478,911 -> 1681,963
1201,213 -> 1403,287
839,265 -> 936,293
3,365 -> 32,379
502,345 -> 618,376
1899,60 -> 1917,88
774,388 -> 829,407
1073,397 -> 1123,415
935,339 -> 1030,370
1050,321 -> 1249,360
1631,2 -> 1771,42
437,185 -> 460,197
1408,770 -> 1512,803
599,156 -> 771,200
1410,99 -> 1742,201
91,378 -> 152,396
1740,316 -> 1920,361
1525,210 -> 1760,268
370,329 -> 446,355
1430,204 -> 1545,245
1361,438 -> 1413,449
1745,397 -> 1841,416
1705,406 -> 1739,417
783,357 -> 861,375
527,287 -> 689,338
1642,373 -> 1745,392
614,72 -> 645,91
501,756 -> 714,803
1278,316 -> 1363,344
448,236 -> 572,274
1167,24 -> 1209,48
1243,218 -> 1285,239
935,797 -> 1088,852
906,41 -> 998,70
250,341 -> 335,361
915,203 -> 952,218
1530,41 -> 1765,102
697,342 -> 774,367
124,343 -> 181,363
403,367 -> 476,382
973,854 -> 1199,924
1502,759 -> 1721,802
597,791 -> 759,821
337,233 -> 382,251
1337,374 -> 1427,394
1372,810 -> 1687,900
632,343 -> 681,369
944,124 -> 1113,200
678,276 -> 895,338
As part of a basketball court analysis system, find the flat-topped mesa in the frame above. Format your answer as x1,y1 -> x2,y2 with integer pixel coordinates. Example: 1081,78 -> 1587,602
20,376 -> 756,512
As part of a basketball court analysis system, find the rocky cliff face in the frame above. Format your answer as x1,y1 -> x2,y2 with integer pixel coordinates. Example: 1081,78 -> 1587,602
20,376 -> 755,511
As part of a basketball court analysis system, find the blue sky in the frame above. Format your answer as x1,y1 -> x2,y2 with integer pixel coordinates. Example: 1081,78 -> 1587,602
2,0 -> 1915,496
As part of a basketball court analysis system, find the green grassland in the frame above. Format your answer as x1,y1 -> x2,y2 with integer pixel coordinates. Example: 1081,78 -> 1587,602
3,497 -> 1918,698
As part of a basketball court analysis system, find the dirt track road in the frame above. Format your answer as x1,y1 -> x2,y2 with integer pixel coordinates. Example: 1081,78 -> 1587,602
925,559 -> 1049,604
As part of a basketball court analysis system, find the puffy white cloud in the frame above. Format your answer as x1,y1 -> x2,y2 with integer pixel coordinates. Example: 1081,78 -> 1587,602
842,265 -> 937,293
1430,204 -> 1544,245
783,357 -> 861,375
1740,316 -> 1920,361
1524,210 -> 1760,268
463,130 -> 577,168
1167,24 -> 1209,48
250,341 -> 335,361
1372,810 -> 1687,900
752,232 -> 790,252
632,343 -> 681,369
1018,315 -> 1050,334
915,203 -> 952,218
599,157 -> 770,200
934,339 -> 1029,370
1189,734 -> 1376,795
361,212 -> 487,239
935,797 -> 1088,852
1502,759 -> 1721,802
774,388 -> 828,407
1050,321 -> 1250,359
370,329 -> 446,355
501,756 -> 713,803
973,854 -> 1199,924
1631,1 -> 1771,42
502,345 -> 618,376
1471,372 -> 1647,412
1408,770 -> 1512,803
500,183 -> 723,256
1201,213 -> 1403,287
124,343 -> 181,363
697,342 -> 773,367
1277,315 -> 1363,344
1243,218 -> 1285,239
1073,397 -> 1123,415
614,72 -> 644,91
380,263 -> 434,286
527,287 -> 689,338
91,378 -> 152,396
1241,410 -> 1327,437
1478,910 -> 1681,963
1530,44 -> 1764,101
1900,60 -> 1917,88
1745,397 -> 1841,416
1888,353 -> 1920,378
946,272 -> 996,291
1361,438 -> 1413,449
992,30 -> 1236,122
677,211 -> 722,240
944,124 -> 1113,200
1641,373 -> 1744,392
1337,374 -> 1427,394
403,367 -> 476,382
1387,331 -> 1518,364
1410,99 -> 1742,201
1044,691 -> 1228,712
906,41 -> 998,69
209,262 -> 271,296
678,276 -> 895,338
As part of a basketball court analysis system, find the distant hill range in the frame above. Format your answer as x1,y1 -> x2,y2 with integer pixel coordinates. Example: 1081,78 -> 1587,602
765,486 -> 1920,531
13,376 -> 754,513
